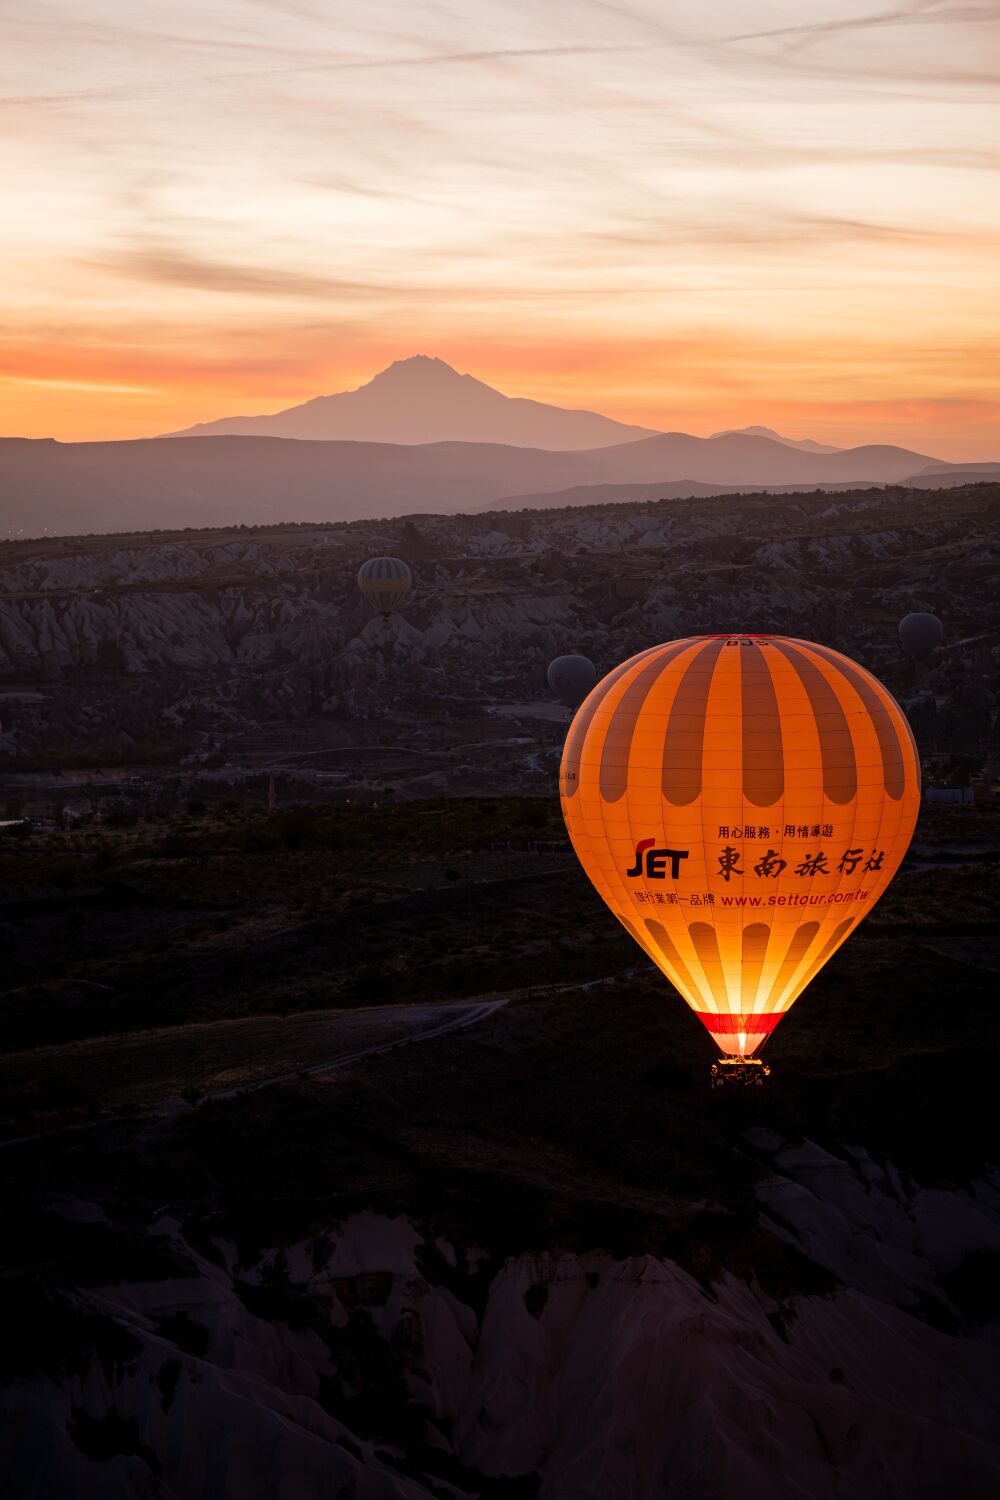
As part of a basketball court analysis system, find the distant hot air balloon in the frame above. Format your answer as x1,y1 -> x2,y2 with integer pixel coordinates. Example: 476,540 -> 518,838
358,557 -> 412,618
560,634 -> 920,1083
547,655 -> 597,710
899,612 -> 943,661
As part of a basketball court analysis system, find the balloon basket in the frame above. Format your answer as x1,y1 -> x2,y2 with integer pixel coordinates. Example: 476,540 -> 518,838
710,1058 -> 772,1090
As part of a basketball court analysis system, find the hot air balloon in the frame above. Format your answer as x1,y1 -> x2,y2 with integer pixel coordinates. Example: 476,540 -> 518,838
547,655 -> 597,710
357,557 -> 412,618
560,634 -> 920,1085
899,612 -> 943,661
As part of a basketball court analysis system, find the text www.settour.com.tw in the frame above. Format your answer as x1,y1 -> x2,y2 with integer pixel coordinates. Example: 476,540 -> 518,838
719,889 -> 873,907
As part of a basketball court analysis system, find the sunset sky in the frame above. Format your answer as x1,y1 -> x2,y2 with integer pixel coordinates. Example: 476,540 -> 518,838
3,1 -> 998,456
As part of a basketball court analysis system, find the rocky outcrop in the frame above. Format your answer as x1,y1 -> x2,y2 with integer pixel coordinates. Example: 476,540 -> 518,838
5,1146 -> 1000,1499
0,487 -> 996,775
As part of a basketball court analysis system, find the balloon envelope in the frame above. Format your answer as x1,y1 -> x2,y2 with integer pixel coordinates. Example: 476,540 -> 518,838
358,557 -> 412,617
560,634 -> 920,1058
547,655 -> 597,709
899,612 -> 944,660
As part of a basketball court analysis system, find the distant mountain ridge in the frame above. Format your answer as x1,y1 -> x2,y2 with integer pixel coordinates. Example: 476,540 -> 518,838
166,356 -> 852,456
710,425 -> 842,455
0,429 -> 959,537
165,355 -> 660,450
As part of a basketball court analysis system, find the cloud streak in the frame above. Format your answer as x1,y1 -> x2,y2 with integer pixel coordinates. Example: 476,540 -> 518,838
97,247 -> 396,300
726,1 -> 999,47
0,40 -> 652,111
2,0 -> 998,453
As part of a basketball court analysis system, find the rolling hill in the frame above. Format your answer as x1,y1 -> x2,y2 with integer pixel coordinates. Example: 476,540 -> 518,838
0,430 -> 946,537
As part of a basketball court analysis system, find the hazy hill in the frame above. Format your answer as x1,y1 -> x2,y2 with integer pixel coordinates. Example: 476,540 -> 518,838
907,462 -> 1000,488
0,430 -> 946,537
584,430 -> 937,485
484,477 -> 880,512
710,423 -> 842,454
166,354 -> 659,449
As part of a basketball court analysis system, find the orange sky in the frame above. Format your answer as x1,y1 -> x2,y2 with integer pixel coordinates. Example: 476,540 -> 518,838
3,2 -> 999,458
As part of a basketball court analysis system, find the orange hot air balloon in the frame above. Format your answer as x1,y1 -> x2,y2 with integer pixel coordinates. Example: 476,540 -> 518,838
560,634 -> 920,1076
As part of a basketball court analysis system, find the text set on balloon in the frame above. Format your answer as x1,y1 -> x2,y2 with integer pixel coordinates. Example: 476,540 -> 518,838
559,634 -> 920,1079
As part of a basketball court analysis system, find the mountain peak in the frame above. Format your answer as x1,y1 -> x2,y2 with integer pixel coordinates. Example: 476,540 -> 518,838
369,355 -> 464,385
165,358 -> 659,449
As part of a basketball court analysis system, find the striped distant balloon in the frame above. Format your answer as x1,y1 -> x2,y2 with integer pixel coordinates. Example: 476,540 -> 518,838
357,557 -> 412,618
560,635 -> 920,1060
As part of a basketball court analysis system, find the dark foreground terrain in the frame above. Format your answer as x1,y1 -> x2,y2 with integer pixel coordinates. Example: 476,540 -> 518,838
1,796 -> 999,1498
1,481 -> 998,1496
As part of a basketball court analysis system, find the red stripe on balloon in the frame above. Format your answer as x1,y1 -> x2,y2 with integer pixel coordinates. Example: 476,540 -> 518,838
694,1012 -> 783,1036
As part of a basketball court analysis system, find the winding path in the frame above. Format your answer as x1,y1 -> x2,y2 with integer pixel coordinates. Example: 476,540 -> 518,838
0,969 -> 636,1151
203,997 -> 508,1103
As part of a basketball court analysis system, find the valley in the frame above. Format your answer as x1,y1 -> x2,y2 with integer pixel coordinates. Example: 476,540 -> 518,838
1,483 -> 996,803
1,479 -> 998,1497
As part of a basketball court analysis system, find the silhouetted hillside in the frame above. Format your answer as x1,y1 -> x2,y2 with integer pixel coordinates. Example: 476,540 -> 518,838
0,430 -> 947,537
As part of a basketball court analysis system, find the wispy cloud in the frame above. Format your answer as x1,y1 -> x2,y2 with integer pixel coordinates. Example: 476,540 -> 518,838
0,374 -> 161,395
0,40 -> 651,111
3,0 -> 998,452
588,209 -> 973,251
726,2 -> 999,47
97,247 -> 394,300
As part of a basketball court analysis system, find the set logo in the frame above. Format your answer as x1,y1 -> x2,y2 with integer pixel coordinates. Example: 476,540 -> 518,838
626,839 -> 689,880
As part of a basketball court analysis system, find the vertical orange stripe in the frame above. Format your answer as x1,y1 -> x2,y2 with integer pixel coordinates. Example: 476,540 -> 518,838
771,642 -> 857,804
804,643 -> 907,800
740,645 -> 784,806
645,919 -> 700,1001
562,645 -> 660,799
688,921 -> 730,1011
599,641 -> 694,803
662,638 -> 727,805
793,917 -> 855,994
767,921 -> 821,1012
740,922 -> 771,1011
618,914 -> 662,968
